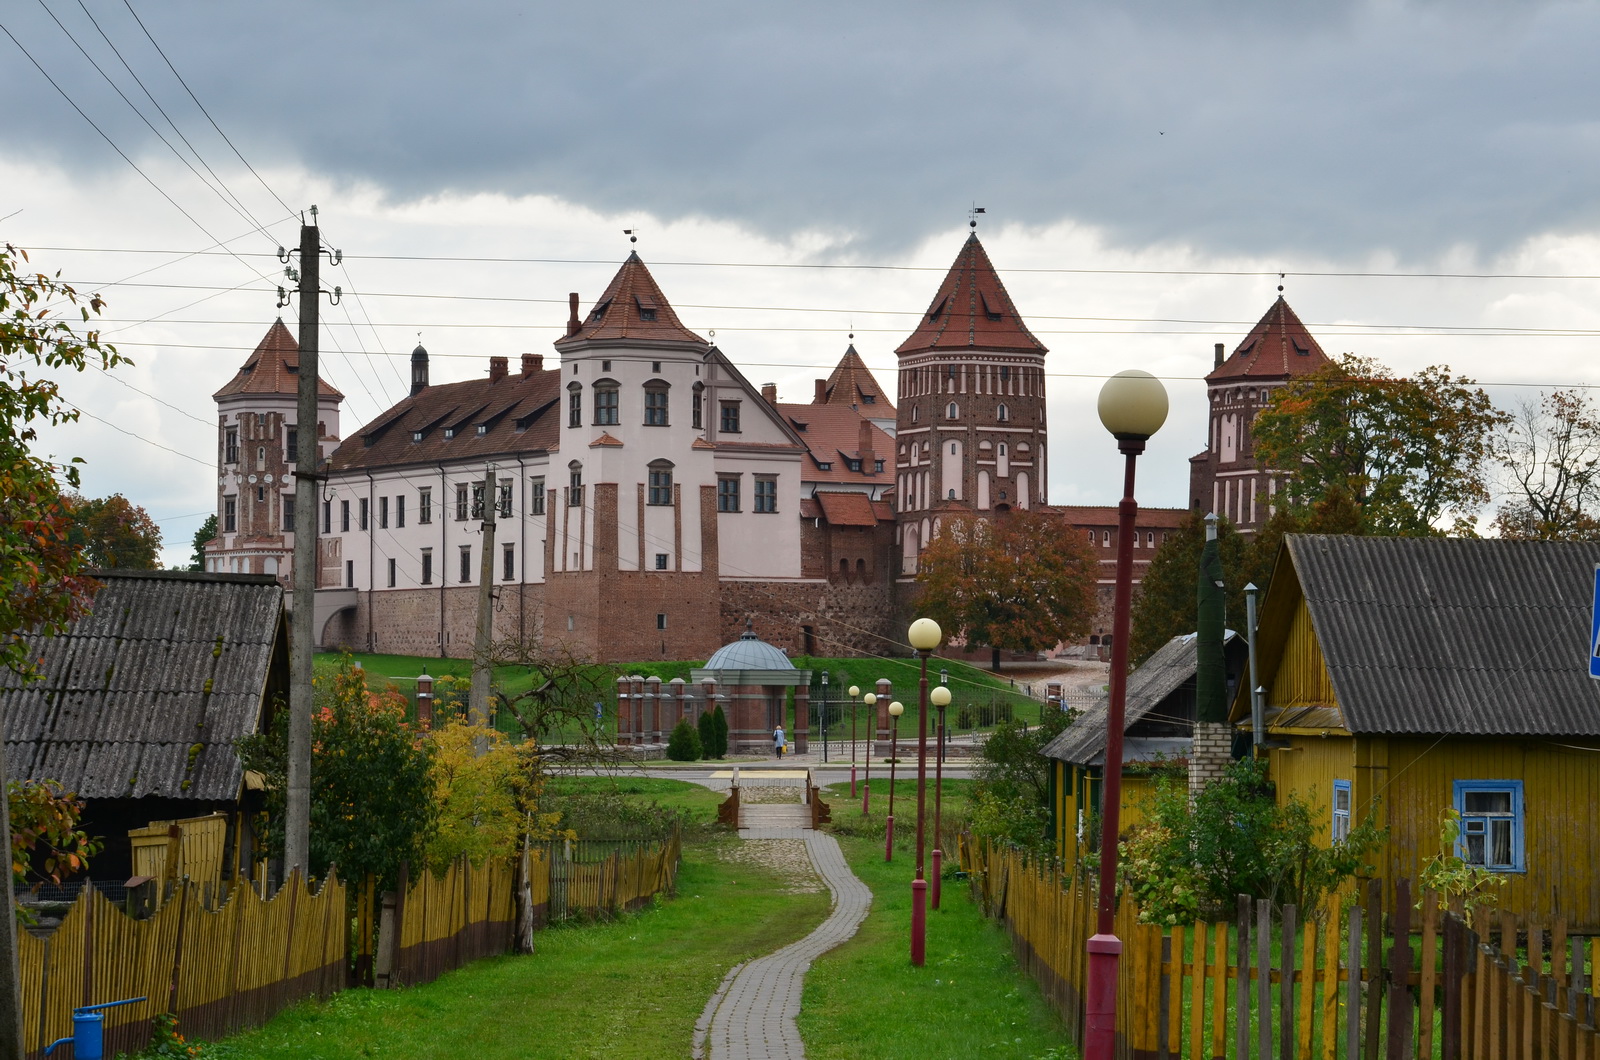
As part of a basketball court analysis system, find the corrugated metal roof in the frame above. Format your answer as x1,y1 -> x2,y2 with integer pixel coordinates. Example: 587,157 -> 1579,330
0,571 -> 284,800
1044,633 -> 1206,764
1288,535 -> 1600,736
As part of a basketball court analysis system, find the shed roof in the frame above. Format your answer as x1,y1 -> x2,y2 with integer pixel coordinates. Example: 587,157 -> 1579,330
0,571 -> 285,801
1254,535 -> 1600,737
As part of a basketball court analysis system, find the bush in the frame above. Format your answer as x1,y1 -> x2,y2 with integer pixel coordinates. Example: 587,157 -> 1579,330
697,710 -> 716,760
667,719 -> 702,761
711,704 -> 729,758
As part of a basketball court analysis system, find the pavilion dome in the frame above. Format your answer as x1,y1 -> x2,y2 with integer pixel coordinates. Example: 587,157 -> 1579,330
705,624 -> 793,672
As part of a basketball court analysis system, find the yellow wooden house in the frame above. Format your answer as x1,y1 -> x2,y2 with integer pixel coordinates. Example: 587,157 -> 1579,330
1237,534 -> 1600,929
1044,631 -> 1247,864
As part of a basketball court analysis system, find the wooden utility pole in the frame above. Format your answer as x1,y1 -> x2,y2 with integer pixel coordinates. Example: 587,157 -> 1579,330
469,465 -> 498,743
0,704 -> 24,1060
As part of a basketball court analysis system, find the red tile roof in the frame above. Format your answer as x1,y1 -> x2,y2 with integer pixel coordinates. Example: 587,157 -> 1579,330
816,491 -> 884,527
213,319 -> 343,400
1207,297 -> 1330,382
895,234 -> 1047,357
589,432 -> 624,447
555,252 -> 707,348
775,402 -> 894,485
327,365 -> 560,471
820,345 -> 895,411
1053,505 -> 1191,528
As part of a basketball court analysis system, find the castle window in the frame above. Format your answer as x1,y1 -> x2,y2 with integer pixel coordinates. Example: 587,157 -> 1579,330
875,460 -> 884,472
657,613 -> 667,630
286,427 -> 298,459
602,361 -> 611,372
754,475 -> 778,513
503,545 -> 515,581
345,560 -> 354,588
594,381 -> 620,426
648,460 -> 674,505
718,476 -> 740,512
476,424 -> 488,436
257,446 -> 266,465
396,495 -> 406,528
997,403 -> 1010,422
387,558 -> 397,588
443,428 -> 455,440
655,553 -> 668,570
652,361 -> 661,373
223,496 -> 237,533
471,483 -> 485,519
498,482 -> 512,518
1102,530 -> 1110,547
1000,365 -> 1010,382
569,464 -> 583,506
460,546 -> 473,584
256,485 -> 265,503
359,498 -> 369,530
911,405 -> 918,423
1146,531 -> 1154,547
340,500 -> 350,532
950,443 -> 957,455
455,484 -> 469,521
863,394 -> 875,404
418,488 -> 433,525
692,383 -> 704,429
847,459 -> 861,472
322,499 -> 331,534
224,427 -> 238,464
379,496 -> 389,529
421,548 -> 433,585
644,384 -> 669,426
720,401 -> 741,433
568,382 -> 583,428
946,403 -> 958,419
530,477 -> 545,515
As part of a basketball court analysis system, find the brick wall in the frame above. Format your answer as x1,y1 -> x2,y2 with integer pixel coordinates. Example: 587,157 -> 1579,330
1188,721 -> 1233,800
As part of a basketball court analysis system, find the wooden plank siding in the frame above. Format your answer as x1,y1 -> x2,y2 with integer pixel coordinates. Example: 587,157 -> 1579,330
1269,596 -> 1339,710
1053,762 -> 1159,865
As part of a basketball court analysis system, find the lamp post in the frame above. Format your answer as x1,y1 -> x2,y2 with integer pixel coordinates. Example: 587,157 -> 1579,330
1085,369 -> 1169,1058
885,700 -> 903,861
861,692 -> 877,813
938,668 -> 949,764
848,685 -> 861,798
821,670 -> 829,763
929,683 -> 951,912
907,616 -> 943,966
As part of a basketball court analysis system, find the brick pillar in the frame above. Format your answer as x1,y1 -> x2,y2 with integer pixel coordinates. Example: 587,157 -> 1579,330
1189,721 -> 1234,801
875,678 -> 893,755
645,675 -> 662,742
614,676 -> 630,745
415,670 -> 434,730
668,677 -> 687,725
630,675 -> 646,746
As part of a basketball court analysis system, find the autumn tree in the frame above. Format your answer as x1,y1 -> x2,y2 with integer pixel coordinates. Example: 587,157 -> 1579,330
1491,389 -> 1600,540
915,509 -> 1098,671
1253,354 -> 1508,536
189,514 -> 218,572
482,638 -> 620,767
63,492 -> 163,569
423,718 -> 566,871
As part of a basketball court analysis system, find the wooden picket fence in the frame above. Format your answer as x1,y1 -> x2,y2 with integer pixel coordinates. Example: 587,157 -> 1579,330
381,856 -> 518,989
529,834 -> 683,926
16,871 -> 345,1060
960,834 -> 1600,1059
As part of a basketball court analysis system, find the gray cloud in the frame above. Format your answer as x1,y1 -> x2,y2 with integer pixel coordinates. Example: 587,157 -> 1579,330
3,1 -> 1598,260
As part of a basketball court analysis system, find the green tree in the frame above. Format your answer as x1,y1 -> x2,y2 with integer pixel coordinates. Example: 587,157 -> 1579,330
8,780 -> 100,890
423,717 -> 565,871
1253,354 -> 1508,535
1491,389 -> 1600,540
916,509 -> 1099,671
236,658 -> 436,889
666,719 -> 702,762
63,492 -> 162,569
711,704 -> 729,759
696,709 -> 716,761
967,706 -> 1075,853
188,514 -> 218,572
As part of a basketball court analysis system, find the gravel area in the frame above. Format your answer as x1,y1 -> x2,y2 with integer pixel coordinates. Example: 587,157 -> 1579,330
715,839 -> 824,894
740,785 -> 805,805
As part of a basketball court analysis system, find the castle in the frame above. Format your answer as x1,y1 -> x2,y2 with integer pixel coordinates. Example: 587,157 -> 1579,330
206,232 -> 1326,663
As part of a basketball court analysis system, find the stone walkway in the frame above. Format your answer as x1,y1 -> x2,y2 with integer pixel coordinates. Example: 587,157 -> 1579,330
694,825 -> 872,1060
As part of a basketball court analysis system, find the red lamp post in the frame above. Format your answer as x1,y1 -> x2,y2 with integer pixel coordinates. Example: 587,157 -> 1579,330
929,682 -> 951,911
848,684 -> 861,799
861,692 -> 876,814
884,700 -> 903,861
1085,369 -> 1169,1058
906,617 -> 943,967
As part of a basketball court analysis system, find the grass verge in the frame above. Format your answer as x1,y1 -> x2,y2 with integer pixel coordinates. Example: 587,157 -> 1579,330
203,832 -> 828,1059
797,830 -> 1071,1059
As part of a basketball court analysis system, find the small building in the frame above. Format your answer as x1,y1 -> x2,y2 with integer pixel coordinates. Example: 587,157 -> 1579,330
689,624 -> 812,755
1238,535 -> 1600,928
0,571 -> 287,883
1043,630 -> 1247,864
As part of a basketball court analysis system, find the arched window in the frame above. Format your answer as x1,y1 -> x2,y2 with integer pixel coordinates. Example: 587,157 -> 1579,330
946,402 -> 959,419
999,443 -> 1007,456
593,379 -> 620,426
1102,530 -> 1110,547
911,405 -> 919,423
949,442 -> 958,456
644,379 -> 670,426
567,382 -> 582,428
997,403 -> 1009,422
568,460 -> 584,506
647,459 -> 673,505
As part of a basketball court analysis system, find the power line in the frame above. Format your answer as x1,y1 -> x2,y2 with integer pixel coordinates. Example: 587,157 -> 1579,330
69,404 -> 212,466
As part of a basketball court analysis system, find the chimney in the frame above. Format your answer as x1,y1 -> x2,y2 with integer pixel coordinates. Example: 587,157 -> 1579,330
489,356 -> 508,383
814,378 -> 828,404
521,353 -> 543,377
1214,342 -> 1225,369
567,293 -> 582,337
761,383 -> 778,406
859,419 -> 876,474
410,342 -> 429,396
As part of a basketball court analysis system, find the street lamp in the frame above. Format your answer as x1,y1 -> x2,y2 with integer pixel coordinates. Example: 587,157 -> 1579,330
821,670 -> 830,763
885,700 -> 903,861
848,685 -> 862,798
930,683 -> 951,911
907,616 -> 943,967
1085,369 -> 1168,1057
861,692 -> 877,813
938,667 -> 949,764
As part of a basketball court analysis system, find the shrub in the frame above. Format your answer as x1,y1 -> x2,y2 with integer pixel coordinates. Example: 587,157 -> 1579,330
697,710 -> 716,760
711,704 -> 729,758
667,719 -> 702,761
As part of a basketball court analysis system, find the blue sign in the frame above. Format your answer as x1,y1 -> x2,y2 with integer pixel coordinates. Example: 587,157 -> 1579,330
1591,564 -> 1600,680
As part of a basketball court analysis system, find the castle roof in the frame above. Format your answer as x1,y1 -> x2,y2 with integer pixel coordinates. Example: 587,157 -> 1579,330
895,234 -> 1047,357
775,402 -> 893,486
554,252 -> 707,349
819,345 -> 895,411
1207,297 -> 1330,382
212,319 -> 343,400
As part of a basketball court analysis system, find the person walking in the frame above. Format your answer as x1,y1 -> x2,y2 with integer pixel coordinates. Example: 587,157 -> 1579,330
773,724 -> 786,759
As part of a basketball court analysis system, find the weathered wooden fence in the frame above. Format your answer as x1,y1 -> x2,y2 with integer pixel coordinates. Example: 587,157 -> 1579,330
960,834 -> 1600,1059
17,870 -> 345,1060
528,834 -> 683,926
381,857 -> 517,989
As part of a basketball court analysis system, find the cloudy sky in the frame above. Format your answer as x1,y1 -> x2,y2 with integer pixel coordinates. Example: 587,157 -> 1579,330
4,0 -> 1600,565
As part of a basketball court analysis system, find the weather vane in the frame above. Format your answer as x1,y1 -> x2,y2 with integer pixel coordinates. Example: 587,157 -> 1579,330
624,228 -> 638,246
969,205 -> 986,230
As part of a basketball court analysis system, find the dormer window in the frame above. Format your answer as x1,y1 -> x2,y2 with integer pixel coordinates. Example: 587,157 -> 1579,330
589,299 -> 611,321
817,461 -> 832,471
636,295 -> 657,322
847,459 -> 862,472
928,295 -> 948,322
863,394 -> 875,404
476,424 -> 488,436
411,431 -> 423,443
981,292 -> 1002,321
444,428 -> 456,439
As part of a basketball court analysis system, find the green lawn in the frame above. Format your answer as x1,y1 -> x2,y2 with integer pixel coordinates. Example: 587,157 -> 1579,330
544,774 -> 728,827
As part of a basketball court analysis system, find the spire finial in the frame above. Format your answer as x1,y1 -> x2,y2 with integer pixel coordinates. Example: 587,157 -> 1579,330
1277,272 -> 1285,294
624,228 -> 637,246
968,204 -> 986,231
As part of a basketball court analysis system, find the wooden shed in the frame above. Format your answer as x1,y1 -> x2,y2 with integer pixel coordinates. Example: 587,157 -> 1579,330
1237,535 -> 1600,928
0,570 -> 287,887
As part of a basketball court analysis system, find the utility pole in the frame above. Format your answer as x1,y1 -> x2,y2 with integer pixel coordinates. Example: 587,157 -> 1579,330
469,465 -> 498,743
0,708 -> 23,1060
283,209 -> 340,882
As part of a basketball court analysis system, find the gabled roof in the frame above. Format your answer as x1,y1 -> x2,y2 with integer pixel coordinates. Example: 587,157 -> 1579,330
1043,631 -> 1241,765
775,402 -> 893,486
327,363 -> 560,471
815,492 -> 884,527
555,252 -> 707,348
213,319 -> 343,400
0,571 -> 286,801
820,345 -> 895,411
1207,297 -> 1329,382
895,234 -> 1047,357
1253,535 -> 1600,737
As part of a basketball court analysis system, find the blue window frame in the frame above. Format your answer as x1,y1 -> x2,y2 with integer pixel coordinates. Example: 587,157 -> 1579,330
1331,779 -> 1351,842
1453,779 -> 1524,872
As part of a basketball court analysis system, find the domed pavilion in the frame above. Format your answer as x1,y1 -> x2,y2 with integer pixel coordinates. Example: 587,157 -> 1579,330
689,621 -> 813,755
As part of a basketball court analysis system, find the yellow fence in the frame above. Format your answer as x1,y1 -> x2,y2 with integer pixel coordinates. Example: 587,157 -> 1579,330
127,813 -> 232,894
16,872 -> 345,1060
